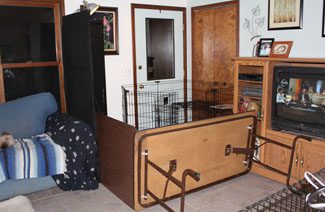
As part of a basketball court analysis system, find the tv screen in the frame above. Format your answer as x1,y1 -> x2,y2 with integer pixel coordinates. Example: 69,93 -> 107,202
272,66 -> 325,137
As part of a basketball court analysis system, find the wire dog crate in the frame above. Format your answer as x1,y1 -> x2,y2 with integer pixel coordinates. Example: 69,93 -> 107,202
122,80 -> 234,130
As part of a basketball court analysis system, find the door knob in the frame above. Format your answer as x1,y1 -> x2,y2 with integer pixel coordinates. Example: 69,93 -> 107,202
138,65 -> 143,70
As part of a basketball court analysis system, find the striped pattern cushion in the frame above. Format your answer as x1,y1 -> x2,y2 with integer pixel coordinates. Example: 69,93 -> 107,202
0,134 -> 66,183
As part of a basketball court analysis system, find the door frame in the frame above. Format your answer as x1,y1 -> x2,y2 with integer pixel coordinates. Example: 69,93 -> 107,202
131,3 -> 187,129
191,0 -> 239,83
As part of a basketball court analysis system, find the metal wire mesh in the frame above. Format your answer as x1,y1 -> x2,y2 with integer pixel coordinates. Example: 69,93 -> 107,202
241,169 -> 325,212
122,80 -> 233,130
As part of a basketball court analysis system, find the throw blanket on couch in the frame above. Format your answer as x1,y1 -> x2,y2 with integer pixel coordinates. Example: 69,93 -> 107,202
46,113 -> 99,190
0,134 -> 66,183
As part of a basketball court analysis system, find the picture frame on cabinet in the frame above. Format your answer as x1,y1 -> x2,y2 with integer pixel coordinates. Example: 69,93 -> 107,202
268,0 -> 303,30
257,38 -> 274,57
269,41 -> 293,58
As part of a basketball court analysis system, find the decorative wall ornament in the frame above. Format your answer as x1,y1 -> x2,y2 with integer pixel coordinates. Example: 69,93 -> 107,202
243,5 -> 265,41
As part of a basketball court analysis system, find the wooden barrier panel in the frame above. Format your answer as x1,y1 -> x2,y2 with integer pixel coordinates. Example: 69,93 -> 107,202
134,112 -> 256,210
97,114 -> 137,208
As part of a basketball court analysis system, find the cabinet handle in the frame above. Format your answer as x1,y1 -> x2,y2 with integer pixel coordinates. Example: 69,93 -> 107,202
295,157 -> 299,164
261,113 -> 264,119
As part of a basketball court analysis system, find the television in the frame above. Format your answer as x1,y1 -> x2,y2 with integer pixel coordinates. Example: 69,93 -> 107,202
272,66 -> 325,138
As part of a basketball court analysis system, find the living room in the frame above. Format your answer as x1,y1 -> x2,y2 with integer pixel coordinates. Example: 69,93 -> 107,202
0,0 -> 324,211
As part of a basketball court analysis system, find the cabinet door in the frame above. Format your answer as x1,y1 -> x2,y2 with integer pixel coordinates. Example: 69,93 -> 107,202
300,142 -> 325,175
264,134 -> 300,179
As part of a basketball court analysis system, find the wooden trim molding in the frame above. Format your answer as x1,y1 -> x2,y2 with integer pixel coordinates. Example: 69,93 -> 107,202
0,67 -> 4,103
131,4 -> 186,12
0,62 -> 59,69
234,57 -> 325,64
54,3 -> 66,112
191,0 -> 239,11
131,3 -> 187,128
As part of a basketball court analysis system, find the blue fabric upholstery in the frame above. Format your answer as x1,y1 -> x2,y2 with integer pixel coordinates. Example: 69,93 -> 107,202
0,93 -> 58,138
0,177 -> 56,201
0,93 -> 58,201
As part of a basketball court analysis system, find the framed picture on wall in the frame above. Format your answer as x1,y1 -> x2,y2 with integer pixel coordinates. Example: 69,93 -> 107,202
257,38 -> 274,57
323,0 -> 325,37
92,7 -> 119,55
268,0 -> 303,30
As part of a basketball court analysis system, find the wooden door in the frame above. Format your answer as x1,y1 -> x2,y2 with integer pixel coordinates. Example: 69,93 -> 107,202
300,141 -> 325,175
192,1 -> 238,83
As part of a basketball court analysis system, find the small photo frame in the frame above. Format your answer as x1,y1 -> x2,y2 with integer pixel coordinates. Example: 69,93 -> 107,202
269,41 -> 293,58
268,0 -> 303,30
257,38 -> 274,57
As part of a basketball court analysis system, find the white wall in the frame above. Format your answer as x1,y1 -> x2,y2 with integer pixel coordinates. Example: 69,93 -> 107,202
64,0 -> 187,121
240,0 -> 325,58
64,0 -> 325,121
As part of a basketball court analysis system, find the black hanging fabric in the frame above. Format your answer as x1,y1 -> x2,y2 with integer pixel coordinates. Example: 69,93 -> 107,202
62,11 -> 106,131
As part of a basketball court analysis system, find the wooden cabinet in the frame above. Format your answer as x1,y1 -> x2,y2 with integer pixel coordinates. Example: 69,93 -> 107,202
234,57 -> 325,183
233,59 -> 270,136
261,128 -> 325,183
300,141 -> 325,175
264,141 -> 299,178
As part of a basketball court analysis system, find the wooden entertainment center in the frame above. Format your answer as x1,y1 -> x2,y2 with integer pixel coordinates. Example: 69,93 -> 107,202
233,57 -> 325,184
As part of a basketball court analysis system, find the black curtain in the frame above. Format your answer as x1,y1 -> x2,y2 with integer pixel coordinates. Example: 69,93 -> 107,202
62,11 -> 106,130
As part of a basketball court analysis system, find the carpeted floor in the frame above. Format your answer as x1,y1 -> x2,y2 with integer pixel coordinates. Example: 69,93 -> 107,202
26,173 -> 284,212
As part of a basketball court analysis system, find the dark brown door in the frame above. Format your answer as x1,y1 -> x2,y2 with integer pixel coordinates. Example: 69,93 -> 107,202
192,1 -> 238,83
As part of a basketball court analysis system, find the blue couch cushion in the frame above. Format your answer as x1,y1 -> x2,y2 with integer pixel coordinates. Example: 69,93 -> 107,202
0,93 -> 58,138
0,177 -> 56,201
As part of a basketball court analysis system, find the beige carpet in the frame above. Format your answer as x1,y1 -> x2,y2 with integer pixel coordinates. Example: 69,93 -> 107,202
0,195 -> 34,212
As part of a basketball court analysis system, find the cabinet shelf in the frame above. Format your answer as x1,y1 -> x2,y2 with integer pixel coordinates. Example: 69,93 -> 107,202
238,80 -> 263,85
238,95 -> 262,100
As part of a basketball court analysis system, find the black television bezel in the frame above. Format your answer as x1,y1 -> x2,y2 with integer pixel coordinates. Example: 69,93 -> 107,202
272,66 -> 325,138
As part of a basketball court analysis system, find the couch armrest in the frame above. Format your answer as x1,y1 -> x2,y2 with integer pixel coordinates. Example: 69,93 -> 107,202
45,113 -> 98,190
